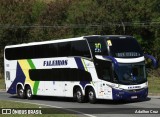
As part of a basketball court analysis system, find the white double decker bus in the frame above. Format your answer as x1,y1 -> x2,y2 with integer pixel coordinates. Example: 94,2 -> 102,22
4,35 -> 157,103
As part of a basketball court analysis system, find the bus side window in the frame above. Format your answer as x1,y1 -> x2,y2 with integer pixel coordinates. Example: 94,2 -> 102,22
49,43 -> 58,57
95,60 -> 112,81
89,41 -> 108,57
58,42 -> 71,57
6,71 -> 10,80
71,40 -> 91,58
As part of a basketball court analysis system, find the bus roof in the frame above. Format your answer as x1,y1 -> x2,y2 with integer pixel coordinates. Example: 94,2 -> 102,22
5,35 -> 133,49
84,35 -> 133,39
5,36 -> 84,49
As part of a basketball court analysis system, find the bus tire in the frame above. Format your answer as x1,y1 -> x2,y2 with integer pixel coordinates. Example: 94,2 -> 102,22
73,91 -> 77,102
26,86 -> 33,100
17,86 -> 26,99
88,88 -> 96,104
75,88 -> 85,103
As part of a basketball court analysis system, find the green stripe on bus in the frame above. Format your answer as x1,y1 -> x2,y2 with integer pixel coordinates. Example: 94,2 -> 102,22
33,81 -> 40,95
27,59 -> 39,95
27,59 -> 36,69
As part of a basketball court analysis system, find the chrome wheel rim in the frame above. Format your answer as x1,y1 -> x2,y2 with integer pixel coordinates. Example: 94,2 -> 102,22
27,89 -> 32,98
19,89 -> 23,97
77,91 -> 82,100
89,91 -> 94,100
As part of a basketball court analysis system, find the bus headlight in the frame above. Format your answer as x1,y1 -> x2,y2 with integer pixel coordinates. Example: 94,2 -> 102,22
118,84 -> 121,88
107,83 -> 119,89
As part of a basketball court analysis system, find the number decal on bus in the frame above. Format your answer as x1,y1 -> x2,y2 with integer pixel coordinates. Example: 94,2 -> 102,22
95,43 -> 101,53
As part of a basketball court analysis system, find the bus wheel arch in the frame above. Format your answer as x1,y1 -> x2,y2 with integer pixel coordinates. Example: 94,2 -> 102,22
73,86 -> 85,103
25,84 -> 33,100
85,86 -> 96,104
17,84 -> 26,99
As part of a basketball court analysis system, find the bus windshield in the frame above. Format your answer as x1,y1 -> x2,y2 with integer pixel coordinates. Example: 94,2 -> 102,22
114,63 -> 147,85
107,38 -> 143,58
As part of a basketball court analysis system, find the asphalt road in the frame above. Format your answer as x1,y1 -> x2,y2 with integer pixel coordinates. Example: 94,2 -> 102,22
0,91 -> 160,117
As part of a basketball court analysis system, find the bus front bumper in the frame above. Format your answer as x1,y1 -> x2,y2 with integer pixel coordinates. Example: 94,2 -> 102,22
112,88 -> 148,100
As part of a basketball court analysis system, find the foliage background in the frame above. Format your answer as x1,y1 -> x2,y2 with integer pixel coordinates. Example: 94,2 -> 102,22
0,0 -> 160,78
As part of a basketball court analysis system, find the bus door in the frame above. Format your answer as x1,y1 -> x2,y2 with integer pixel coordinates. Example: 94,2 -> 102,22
94,59 -> 113,98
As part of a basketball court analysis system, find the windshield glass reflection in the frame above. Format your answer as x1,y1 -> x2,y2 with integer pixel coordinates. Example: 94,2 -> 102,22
114,63 -> 146,85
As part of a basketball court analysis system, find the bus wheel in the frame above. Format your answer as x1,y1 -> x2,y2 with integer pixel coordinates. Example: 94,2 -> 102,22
88,88 -> 96,104
75,88 -> 84,103
26,87 -> 33,100
17,86 -> 26,99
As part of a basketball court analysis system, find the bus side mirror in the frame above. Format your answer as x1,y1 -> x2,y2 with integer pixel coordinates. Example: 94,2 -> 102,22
103,56 -> 119,70
144,54 -> 158,69
95,55 -> 119,70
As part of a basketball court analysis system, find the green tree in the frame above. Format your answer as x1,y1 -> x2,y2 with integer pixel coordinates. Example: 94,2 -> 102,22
67,0 -> 103,36
0,0 -> 46,73
30,0 -> 73,41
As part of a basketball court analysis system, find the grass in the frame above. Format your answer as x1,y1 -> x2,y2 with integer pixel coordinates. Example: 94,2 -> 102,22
0,100 -> 77,117
0,78 -> 5,90
148,76 -> 160,94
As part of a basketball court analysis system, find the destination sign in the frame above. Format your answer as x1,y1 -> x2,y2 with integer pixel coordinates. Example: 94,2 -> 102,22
115,52 -> 141,57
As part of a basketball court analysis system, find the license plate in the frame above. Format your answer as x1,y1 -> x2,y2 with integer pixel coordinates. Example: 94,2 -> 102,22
131,96 -> 137,99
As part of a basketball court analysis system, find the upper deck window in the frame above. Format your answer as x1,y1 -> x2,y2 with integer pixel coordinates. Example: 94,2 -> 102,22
107,38 -> 143,58
5,40 -> 91,60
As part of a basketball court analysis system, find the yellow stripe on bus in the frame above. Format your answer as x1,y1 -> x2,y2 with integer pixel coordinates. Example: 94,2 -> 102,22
18,60 -> 34,88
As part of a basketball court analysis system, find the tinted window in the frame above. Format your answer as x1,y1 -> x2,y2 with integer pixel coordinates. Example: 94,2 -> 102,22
95,59 -> 113,81
48,43 -> 58,57
5,43 -> 58,60
89,42 -> 108,56
5,40 -> 91,60
29,68 -> 92,81
5,47 -> 27,60
71,40 -> 91,58
108,38 -> 143,58
58,42 -> 71,57
85,37 -> 108,57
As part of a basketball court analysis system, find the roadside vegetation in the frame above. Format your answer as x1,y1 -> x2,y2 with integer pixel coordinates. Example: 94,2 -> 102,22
148,69 -> 160,94
148,77 -> 160,94
0,78 -> 5,90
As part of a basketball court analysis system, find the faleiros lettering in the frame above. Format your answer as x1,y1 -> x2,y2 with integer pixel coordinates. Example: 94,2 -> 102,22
43,60 -> 68,66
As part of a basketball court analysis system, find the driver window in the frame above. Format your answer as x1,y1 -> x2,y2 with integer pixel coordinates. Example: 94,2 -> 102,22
95,59 -> 112,81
